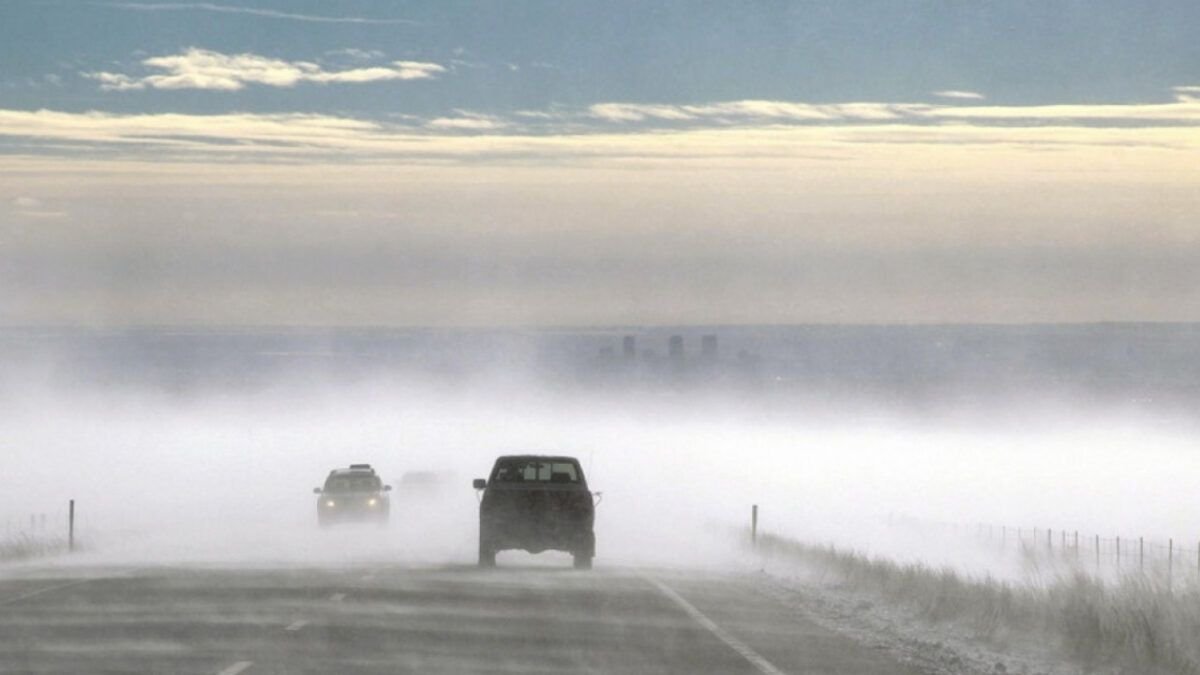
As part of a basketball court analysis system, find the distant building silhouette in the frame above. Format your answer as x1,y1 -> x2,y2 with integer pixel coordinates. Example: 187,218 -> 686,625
622,335 -> 636,361
668,335 -> 684,366
701,334 -> 718,361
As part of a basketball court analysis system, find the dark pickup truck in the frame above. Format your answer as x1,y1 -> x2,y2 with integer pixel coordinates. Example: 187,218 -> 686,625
473,455 -> 595,569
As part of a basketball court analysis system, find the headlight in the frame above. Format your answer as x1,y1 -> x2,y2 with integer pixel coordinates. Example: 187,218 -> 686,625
368,498 -> 378,506
325,500 -> 336,507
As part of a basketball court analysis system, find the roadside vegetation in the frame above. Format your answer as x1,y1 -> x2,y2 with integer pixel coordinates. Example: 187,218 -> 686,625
0,532 -> 68,563
757,533 -> 1200,674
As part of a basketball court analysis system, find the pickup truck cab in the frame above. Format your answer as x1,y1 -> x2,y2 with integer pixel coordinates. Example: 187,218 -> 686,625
473,455 -> 595,569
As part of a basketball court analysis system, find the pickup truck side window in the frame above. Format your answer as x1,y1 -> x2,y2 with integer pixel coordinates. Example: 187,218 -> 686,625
492,460 -> 579,484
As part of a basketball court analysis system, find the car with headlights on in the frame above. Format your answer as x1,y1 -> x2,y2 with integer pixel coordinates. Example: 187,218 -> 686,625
313,464 -> 391,526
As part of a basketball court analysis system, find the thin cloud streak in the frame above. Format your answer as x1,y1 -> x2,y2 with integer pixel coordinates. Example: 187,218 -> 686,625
87,49 -> 444,91
426,114 -> 507,131
583,97 -> 1200,126
933,90 -> 985,100
100,2 -> 421,25
4,90 -> 1200,165
1,109 -> 1197,175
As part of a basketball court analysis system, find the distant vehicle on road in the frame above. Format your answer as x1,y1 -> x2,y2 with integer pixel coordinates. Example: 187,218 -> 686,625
395,470 -> 452,497
473,455 -> 596,569
313,464 -> 391,526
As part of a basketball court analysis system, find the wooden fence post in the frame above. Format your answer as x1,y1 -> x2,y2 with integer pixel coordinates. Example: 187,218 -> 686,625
1168,538 -> 1173,590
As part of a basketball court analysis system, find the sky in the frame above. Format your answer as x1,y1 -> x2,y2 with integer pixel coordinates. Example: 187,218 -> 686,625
1,0 -> 1199,327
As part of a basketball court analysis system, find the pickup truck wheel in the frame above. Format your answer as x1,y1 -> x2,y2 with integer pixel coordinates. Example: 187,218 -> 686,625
478,533 -> 496,568
572,553 -> 592,570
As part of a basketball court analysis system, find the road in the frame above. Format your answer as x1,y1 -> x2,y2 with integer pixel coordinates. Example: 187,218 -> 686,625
0,563 -> 928,674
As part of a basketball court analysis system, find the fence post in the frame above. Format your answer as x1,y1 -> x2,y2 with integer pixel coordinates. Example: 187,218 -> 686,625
1095,534 -> 1100,572
751,504 -> 758,547
68,499 -> 75,553
1074,531 -> 1079,559
1140,537 -> 1144,574
1047,528 -> 1052,552
1169,538 -> 1174,591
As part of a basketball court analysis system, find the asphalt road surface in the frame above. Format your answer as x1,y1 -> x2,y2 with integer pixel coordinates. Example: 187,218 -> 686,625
0,563 -> 928,674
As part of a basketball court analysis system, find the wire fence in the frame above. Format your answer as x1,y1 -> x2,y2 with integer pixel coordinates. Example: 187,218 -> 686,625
1,505 -> 75,561
3,513 -> 56,538
890,514 -> 1200,586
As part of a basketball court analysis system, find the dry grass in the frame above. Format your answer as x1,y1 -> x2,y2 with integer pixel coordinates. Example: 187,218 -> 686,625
757,533 -> 1200,674
0,532 -> 67,562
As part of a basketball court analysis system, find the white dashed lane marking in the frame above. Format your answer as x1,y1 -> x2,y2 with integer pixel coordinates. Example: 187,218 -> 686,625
329,592 -> 346,602
646,577 -> 786,675
0,579 -> 96,606
0,567 -> 147,607
216,661 -> 253,675
285,620 -> 309,631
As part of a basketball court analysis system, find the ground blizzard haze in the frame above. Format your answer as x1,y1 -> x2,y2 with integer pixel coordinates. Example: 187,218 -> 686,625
4,375 -> 1199,582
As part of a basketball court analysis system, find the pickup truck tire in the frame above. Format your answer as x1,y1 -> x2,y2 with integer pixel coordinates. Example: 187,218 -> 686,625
478,532 -> 497,568
572,552 -> 592,570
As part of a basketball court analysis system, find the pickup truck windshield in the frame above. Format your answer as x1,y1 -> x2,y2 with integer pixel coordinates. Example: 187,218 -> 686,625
492,460 -> 579,484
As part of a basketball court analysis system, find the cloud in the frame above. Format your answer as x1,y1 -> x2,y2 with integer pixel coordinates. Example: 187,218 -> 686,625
326,48 -> 386,61
1175,86 -> 1200,102
933,90 -> 985,100
87,48 -> 444,91
587,103 -> 700,122
513,110 -> 560,120
587,101 -> 926,123
426,113 -> 507,131
1,107 -> 1197,170
3,86 -> 1200,168
581,95 -> 1200,127
100,2 -> 419,25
